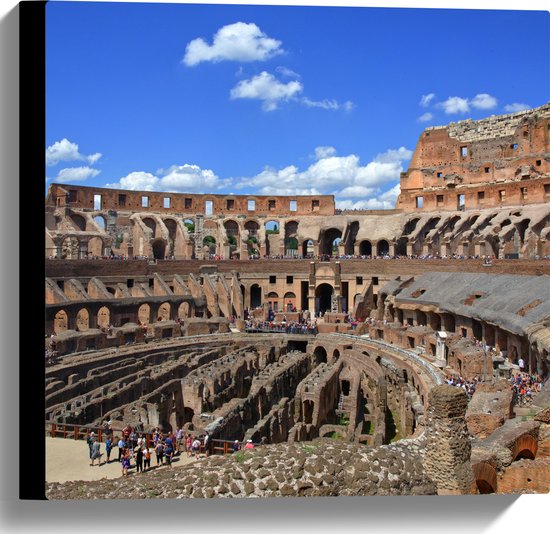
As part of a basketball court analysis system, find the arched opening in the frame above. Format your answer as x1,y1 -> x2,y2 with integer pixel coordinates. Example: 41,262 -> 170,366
244,221 -> 260,257
178,302 -> 190,319
313,346 -> 327,364
224,220 -> 239,257
473,462 -> 497,494
265,220 -> 279,256
157,302 -> 171,321
54,310 -> 68,334
377,240 -> 390,256
151,238 -> 166,260
267,292 -> 279,312
341,380 -> 351,396
97,306 -> 110,329
138,303 -> 151,325
315,283 -> 334,315
203,236 -> 216,256
71,214 -> 87,231
76,308 -> 89,331
284,221 -> 299,256
93,215 -> 106,231
183,407 -> 195,426
359,240 -> 372,256
476,480 -> 496,494
250,284 -> 262,309
302,239 -> 314,258
320,228 -> 342,256
164,219 -> 177,257
345,221 -> 360,255
88,236 -> 103,257
183,219 -> 195,233
333,348 -> 340,360
512,435 -> 537,461
286,237 -> 299,257
142,217 -> 156,236
303,400 -> 314,424
284,292 -> 296,311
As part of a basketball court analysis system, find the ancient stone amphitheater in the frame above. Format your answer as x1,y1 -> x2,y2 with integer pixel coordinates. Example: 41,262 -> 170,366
45,104 -> 550,498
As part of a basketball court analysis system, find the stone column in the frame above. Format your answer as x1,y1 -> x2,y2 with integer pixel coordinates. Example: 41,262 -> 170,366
423,385 -> 476,495
406,242 -> 414,257
77,238 -> 89,259
388,241 -> 395,257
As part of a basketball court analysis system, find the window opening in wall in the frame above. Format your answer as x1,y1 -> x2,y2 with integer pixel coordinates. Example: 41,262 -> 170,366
356,276 -> 363,285
536,160 -> 541,166
163,197 -> 171,209
478,191 -> 485,203
127,279 -> 134,288
226,199 -> 235,210
269,275 -> 276,284
461,328 -> 467,338
68,190 -> 77,203
511,143 -> 518,150
436,194 -> 444,206
312,199 -> 320,211
484,167 -> 490,173
437,172 -> 443,178
149,278 -> 154,288
372,277 -> 379,285
457,194 -> 465,211
407,318 -> 413,326
141,196 -> 149,208
499,190 -> 506,202
247,199 -> 256,211
184,198 -> 192,209
205,200 -> 213,216
416,196 -> 424,208
118,194 -> 127,207
93,194 -> 102,210
341,380 -> 350,396
289,200 -> 297,211
545,184 -> 550,195
460,146 -> 468,157
286,275 -> 293,284
521,187 -> 528,200
268,199 -> 276,210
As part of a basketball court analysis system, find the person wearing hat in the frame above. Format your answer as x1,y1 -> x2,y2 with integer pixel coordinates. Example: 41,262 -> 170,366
231,440 -> 240,453
244,439 -> 254,450
135,445 -> 144,473
86,431 -> 96,460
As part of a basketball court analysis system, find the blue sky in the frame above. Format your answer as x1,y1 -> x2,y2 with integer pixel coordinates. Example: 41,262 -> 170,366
45,1 -> 550,209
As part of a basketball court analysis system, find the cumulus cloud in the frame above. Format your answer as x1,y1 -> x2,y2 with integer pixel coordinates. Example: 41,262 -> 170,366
230,71 -> 302,111
504,102 -> 531,112
233,147 -> 412,201
438,96 -> 470,114
335,184 -> 401,210
54,166 -> 101,183
105,164 -> 226,193
183,22 -> 283,66
314,146 -> 337,160
419,93 -> 435,107
276,66 -> 300,78
417,112 -> 434,122
46,138 -> 102,166
471,93 -> 498,110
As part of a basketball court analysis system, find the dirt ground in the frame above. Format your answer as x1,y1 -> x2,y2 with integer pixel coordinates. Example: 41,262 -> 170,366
46,437 -> 198,483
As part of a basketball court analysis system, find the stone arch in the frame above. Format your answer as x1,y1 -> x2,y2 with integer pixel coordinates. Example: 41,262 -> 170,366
313,346 -> 327,364
138,303 -> 151,325
267,291 -> 279,312
250,284 -> 262,309
151,238 -> 167,260
224,220 -> 239,257
93,215 -> 106,230
178,301 -> 190,319
302,239 -> 314,258
163,218 -> 178,257
157,302 -> 171,321
284,292 -> 296,312
395,236 -> 408,256
359,240 -> 372,256
265,220 -> 280,256
345,221 -> 360,254
76,308 -> 89,331
377,239 -> 390,256
472,462 -> 497,494
203,236 -> 216,255
142,217 -> 156,237
511,434 -> 537,461
54,309 -> 69,334
315,283 -> 334,314
70,213 -> 87,231
320,228 -> 342,256
97,306 -> 110,328
333,348 -> 340,360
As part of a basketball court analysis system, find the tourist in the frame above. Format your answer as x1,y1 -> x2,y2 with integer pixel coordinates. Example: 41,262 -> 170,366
105,436 -> 113,463
90,439 -> 102,466
231,440 -> 240,453
121,449 -> 130,476
203,431 -> 210,457
155,439 -> 164,466
244,439 -> 254,450
86,431 -> 96,460
117,436 -> 126,462
164,440 -> 173,468
135,446 -> 144,473
176,427 -> 184,453
518,357 -> 525,373
191,436 -> 201,458
186,434 -> 193,457
143,446 -> 152,471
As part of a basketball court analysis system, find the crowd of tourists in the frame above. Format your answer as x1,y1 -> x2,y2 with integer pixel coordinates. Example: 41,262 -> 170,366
245,319 -> 318,335
85,423 -> 257,476
446,375 -> 480,399
509,371 -> 547,406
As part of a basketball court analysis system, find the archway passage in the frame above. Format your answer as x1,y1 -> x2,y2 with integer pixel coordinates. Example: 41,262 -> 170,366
377,240 -> 390,256
302,239 -> 314,258
320,228 -> 342,256
359,240 -> 372,256
138,303 -> 151,324
313,346 -> 327,364
152,238 -> 166,260
97,306 -> 110,329
54,310 -> 68,334
476,480 -> 496,494
315,283 -> 334,315
250,284 -> 262,309
76,308 -> 89,331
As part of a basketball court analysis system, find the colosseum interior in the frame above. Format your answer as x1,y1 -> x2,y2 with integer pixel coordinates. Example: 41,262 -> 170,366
45,103 -> 550,498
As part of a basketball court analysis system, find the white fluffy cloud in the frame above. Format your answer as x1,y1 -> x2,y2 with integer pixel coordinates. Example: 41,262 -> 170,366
230,71 -> 303,111
504,102 -> 531,112
183,22 -> 283,66
46,138 -> 102,166
314,146 -> 337,160
234,147 -> 412,201
471,93 -> 498,110
438,96 -> 470,114
335,184 -> 401,210
419,93 -> 435,107
54,166 -> 101,183
417,112 -> 434,122
105,164 -> 226,193
276,66 -> 300,78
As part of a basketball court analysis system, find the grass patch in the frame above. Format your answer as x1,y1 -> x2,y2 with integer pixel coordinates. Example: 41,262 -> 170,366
301,445 -> 316,454
234,451 -> 246,463
328,431 -> 343,440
